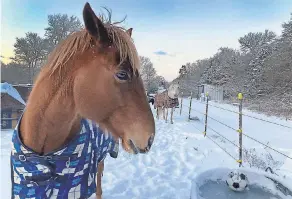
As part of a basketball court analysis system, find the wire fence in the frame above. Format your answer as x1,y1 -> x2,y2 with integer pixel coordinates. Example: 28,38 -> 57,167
197,101 -> 292,130
179,109 -> 240,164
205,134 -> 239,162
183,109 -> 240,149
159,93 -> 292,166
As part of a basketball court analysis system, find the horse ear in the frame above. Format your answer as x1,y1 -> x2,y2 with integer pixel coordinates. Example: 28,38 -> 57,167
126,28 -> 133,37
83,2 -> 109,44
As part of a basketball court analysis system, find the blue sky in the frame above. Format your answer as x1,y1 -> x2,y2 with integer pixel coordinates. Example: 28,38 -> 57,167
1,0 -> 292,80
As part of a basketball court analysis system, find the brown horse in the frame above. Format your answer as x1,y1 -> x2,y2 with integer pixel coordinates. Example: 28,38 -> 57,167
13,2 -> 155,199
154,83 -> 180,123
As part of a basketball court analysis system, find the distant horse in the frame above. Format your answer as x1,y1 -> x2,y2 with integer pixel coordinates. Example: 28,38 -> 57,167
149,98 -> 155,105
154,83 -> 180,123
148,94 -> 155,105
10,3 -> 155,199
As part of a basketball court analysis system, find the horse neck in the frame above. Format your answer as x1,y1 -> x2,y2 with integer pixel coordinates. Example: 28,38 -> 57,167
20,76 -> 81,154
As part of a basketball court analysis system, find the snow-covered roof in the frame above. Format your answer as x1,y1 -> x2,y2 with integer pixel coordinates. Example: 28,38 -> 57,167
1,82 -> 26,105
13,84 -> 33,87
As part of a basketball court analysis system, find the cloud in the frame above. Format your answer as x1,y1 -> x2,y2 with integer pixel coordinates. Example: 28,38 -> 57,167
154,50 -> 168,56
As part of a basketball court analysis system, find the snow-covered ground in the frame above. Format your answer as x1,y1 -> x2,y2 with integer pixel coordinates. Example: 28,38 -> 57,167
1,99 -> 292,198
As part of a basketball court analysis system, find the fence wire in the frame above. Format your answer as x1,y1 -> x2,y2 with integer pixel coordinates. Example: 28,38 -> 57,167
195,100 -> 292,130
178,109 -> 240,163
207,115 -> 238,131
242,133 -> 292,160
176,105 -> 292,161
191,114 -> 240,148
206,115 -> 292,160
207,126 -> 239,148
181,104 -> 206,116
205,134 -> 238,162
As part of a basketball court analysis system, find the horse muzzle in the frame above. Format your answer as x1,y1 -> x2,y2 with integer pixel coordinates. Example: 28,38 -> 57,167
128,133 -> 155,154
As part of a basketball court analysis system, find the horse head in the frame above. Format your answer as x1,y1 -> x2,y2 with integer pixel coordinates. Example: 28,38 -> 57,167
167,82 -> 180,99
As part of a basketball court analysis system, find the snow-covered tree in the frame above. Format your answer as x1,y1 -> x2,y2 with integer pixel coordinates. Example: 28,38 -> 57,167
13,32 -> 47,83
237,30 -> 277,98
261,15 -> 292,115
281,13 -> 292,42
172,15 -> 291,117
179,65 -> 187,77
238,30 -> 276,54
140,56 -> 157,91
1,62 -> 35,84
45,14 -> 83,53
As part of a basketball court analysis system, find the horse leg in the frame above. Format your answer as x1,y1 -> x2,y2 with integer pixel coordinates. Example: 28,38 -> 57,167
156,106 -> 159,119
170,107 -> 174,124
158,107 -> 162,119
96,161 -> 104,199
165,107 -> 168,123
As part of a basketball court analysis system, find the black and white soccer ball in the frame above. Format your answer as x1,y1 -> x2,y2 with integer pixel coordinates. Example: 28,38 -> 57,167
226,171 -> 249,192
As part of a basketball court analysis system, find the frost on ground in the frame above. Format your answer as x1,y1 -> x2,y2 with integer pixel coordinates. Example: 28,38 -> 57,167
1,99 -> 292,199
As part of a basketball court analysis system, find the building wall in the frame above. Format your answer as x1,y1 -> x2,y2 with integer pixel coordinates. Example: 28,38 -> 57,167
1,109 -> 22,129
203,84 -> 224,102
1,94 -> 25,110
12,111 -> 21,128
1,109 -> 12,129
13,85 -> 32,101
1,93 -> 25,129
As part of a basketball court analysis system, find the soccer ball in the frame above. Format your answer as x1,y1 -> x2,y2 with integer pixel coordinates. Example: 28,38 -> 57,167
226,170 -> 249,192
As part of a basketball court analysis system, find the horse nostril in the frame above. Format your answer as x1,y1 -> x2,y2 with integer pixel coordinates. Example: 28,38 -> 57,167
148,134 -> 155,148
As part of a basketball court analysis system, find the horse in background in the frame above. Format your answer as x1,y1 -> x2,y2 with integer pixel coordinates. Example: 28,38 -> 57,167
154,83 -> 180,123
11,3 -> 155,199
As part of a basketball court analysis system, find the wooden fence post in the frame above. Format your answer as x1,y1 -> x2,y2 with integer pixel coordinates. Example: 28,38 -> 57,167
203,92 -> 209,137
188,92 -> 193,121
237,93 -> 243,167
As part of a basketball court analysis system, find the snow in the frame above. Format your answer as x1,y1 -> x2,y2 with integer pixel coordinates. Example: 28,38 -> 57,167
191,167 -> 292,199
1,82 -> 26,105
1,99 -> 292,198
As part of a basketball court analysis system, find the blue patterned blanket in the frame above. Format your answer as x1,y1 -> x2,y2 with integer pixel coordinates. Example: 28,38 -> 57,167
10,118 -> 118,199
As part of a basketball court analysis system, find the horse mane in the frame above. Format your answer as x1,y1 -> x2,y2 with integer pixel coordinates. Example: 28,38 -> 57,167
46,8 -> 139,79
98,8 -> 140,71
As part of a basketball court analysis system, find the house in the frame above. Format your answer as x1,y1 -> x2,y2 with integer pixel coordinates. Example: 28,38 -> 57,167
13,84 -> 33,102
1,82 -> 27,129
198,84 -> 224,102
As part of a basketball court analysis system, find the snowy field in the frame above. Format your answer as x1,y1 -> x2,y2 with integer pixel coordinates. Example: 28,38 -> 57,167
1,99 -> 292,198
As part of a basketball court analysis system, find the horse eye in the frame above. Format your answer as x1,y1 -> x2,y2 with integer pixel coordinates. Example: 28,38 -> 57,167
116,70 -> 129,81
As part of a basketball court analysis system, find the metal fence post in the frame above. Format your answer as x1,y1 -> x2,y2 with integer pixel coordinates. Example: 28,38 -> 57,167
203,92 -> 209,137
237,93 -> 243,167
188,92 -> 193,121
